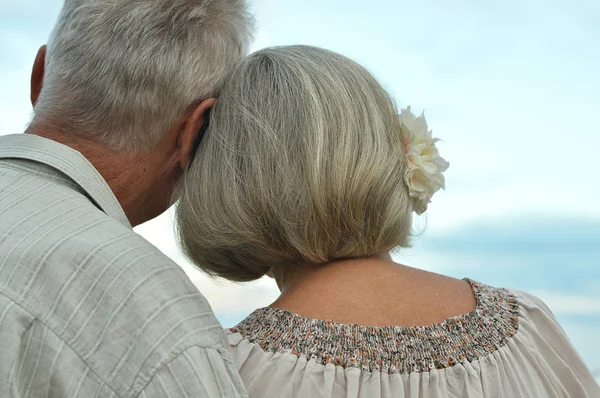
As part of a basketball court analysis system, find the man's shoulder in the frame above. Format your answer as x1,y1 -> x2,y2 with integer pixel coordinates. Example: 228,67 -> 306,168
0,165 -> 226,396
0,292 -> 238,398
37,219 -> 228,396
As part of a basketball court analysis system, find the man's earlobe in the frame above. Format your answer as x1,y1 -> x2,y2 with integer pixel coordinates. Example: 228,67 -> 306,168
178,98 -> 216,169
31,45 -> 47,107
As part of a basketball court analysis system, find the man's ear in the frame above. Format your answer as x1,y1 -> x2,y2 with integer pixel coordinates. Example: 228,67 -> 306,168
178,98 -> 216,169
31,45 -> 47,106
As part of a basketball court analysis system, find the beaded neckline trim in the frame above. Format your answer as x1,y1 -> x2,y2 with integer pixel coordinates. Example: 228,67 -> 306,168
230,279 -> 520,374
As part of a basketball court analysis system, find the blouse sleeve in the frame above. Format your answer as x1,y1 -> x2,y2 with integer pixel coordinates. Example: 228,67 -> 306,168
512,289 -> 600,396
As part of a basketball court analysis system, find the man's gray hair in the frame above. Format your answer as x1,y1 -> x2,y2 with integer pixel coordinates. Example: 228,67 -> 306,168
176,46 -> 413,282
35,0 -> 254,151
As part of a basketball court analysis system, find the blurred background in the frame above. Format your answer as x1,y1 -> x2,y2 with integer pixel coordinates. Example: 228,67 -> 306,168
1,0 -> 598,376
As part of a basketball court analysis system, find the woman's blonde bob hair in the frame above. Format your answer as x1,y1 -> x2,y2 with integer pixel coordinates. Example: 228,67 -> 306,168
176,45 -> 413,282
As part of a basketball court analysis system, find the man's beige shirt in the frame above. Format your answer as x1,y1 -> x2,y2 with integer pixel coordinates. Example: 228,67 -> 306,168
0,134 -> 247,397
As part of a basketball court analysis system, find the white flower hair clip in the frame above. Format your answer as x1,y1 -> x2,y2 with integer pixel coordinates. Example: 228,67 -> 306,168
399,107 -> 449,215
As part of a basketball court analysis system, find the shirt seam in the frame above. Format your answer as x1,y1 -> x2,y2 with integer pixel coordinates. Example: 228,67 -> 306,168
0,292 -> 124,397
5,298 -> 36,393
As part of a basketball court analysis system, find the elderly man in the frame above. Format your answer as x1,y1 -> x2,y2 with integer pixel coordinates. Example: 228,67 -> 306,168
0,1 -> 253,397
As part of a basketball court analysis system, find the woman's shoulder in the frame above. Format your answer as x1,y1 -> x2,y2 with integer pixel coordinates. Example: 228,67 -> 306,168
226,280 -> 600,397
225,280 -> 578,356
227,280 -> 521,373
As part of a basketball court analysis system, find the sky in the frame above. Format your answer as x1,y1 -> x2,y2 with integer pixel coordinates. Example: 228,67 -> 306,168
1,0 -> 599,375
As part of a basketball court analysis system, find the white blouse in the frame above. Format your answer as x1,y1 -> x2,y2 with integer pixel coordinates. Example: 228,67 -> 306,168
226,280 -> 599,397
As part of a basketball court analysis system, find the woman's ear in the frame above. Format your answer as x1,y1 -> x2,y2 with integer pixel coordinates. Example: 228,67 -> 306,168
31,45 -> 47,106
178,98 -> 216,169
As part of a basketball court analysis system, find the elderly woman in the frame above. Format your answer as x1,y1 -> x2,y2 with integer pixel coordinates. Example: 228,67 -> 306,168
176,46 -> 599,397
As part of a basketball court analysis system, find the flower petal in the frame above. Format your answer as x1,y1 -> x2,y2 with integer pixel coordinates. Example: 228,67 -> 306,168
399,106 -> 449,214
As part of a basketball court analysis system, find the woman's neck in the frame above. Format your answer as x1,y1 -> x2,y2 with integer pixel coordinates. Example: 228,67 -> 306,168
271,253 -> 393,294
268,254 -> 477,328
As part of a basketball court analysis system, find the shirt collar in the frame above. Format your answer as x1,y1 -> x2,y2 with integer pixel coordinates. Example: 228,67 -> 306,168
0,134 -> 131,228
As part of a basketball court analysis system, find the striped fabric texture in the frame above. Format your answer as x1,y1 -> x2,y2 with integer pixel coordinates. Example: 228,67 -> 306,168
0,134 -> 247,397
